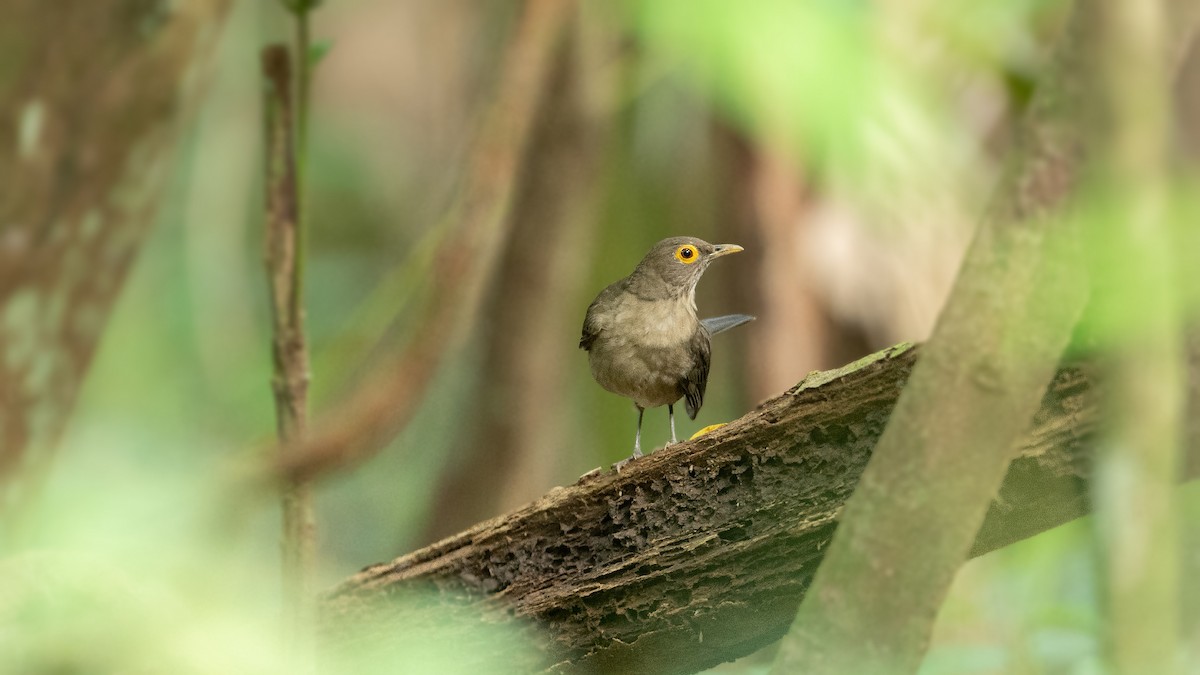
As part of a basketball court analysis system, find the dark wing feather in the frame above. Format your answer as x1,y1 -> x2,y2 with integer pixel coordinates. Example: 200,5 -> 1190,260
679,327 -> 711,419
579,310 -> 601,351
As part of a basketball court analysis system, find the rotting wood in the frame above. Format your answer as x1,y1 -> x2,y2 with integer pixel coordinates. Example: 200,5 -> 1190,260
320,342 -> 1186,675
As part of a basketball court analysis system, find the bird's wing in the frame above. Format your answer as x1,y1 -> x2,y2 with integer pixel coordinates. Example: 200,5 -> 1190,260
579,311 -> 601,351
700,314 -> 755,336
679,328 -> 711,420
678,315 -> 748,415
579,282 -> 623,351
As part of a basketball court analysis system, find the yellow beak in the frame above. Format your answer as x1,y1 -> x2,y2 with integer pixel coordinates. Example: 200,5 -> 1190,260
710,244 -> 744,259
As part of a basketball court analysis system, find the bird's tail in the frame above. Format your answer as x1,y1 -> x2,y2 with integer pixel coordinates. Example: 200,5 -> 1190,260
701,314 -> 755,336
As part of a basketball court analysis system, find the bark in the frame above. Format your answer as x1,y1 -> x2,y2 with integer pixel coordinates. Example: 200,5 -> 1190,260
262,43 -> 316,652
0,0 -> 232,514
318,343 -> 1196,675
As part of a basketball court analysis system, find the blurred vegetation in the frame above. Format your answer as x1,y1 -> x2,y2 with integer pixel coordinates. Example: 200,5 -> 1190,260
4,0 -> 1199,672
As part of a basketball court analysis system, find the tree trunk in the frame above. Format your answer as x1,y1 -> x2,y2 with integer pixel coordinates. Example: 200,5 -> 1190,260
0,0 -> 232,514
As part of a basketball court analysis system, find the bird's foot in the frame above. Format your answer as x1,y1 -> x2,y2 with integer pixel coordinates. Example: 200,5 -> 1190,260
613,446 -> 643,472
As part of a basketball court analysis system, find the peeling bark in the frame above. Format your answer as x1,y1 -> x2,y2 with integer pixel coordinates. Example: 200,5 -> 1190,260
319,343 -> 1175,675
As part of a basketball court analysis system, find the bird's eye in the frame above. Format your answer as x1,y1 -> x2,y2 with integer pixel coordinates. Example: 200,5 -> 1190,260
675,245 -> 699,264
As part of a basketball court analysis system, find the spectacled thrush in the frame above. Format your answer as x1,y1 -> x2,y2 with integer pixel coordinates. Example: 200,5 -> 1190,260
580,237 -> 753,461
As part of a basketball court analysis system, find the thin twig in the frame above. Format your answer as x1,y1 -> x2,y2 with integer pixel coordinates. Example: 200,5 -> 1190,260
261,43 -> 315,651
293,5 -> 311,306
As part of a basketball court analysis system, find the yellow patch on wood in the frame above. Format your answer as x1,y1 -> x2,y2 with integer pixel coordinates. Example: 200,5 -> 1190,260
689,423 -> 727,440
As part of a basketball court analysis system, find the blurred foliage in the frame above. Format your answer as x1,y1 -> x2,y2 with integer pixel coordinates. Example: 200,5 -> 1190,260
626,0 -> 874,168
5,0 -> 1197,672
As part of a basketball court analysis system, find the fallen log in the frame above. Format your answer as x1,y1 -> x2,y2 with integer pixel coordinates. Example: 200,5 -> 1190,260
321,343 -> 1128,674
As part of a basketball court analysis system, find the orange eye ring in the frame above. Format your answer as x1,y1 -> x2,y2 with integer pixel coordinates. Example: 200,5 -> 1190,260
675,245 -> 699,264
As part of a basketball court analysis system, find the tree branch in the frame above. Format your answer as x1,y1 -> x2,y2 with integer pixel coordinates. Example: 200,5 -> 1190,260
319,343 -> 1196,675
424,8 -> 619,541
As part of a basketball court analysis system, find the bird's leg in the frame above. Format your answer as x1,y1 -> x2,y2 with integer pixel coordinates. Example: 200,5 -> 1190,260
614,406 -> 646,472
633,405 -> 645,458
668,404 -> 678,444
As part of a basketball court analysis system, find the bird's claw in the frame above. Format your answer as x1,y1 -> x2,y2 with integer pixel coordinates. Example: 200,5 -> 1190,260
613,455 -> 638,472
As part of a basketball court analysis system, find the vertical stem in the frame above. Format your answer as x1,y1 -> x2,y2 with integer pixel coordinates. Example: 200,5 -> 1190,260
1088,1 -> 1182,672
293,8 -> 311,308
769,1 -> 1199,672
261,43 -> 315,658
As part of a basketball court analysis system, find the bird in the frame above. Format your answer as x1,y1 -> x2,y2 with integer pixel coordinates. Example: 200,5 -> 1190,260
579,236 -> 754,462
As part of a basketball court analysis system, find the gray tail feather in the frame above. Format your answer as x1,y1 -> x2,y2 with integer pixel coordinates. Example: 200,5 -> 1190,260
701,314 -> 755,336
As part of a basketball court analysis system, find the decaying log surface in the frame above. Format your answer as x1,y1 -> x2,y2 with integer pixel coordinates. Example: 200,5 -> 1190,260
321,342 -> 1125,674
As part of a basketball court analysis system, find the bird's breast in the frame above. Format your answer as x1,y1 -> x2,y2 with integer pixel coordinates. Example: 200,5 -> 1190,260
586,294 -> 705,408
607,293 -> 698,347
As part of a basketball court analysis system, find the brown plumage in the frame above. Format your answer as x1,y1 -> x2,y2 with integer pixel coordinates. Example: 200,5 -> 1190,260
580,237 -> 753,461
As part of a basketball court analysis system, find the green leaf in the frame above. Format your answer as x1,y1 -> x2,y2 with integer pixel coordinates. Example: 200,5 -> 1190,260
309,40 -> 333,68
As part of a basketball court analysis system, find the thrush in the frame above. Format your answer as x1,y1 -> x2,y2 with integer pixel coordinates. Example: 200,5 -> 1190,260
580,236 -> 753,461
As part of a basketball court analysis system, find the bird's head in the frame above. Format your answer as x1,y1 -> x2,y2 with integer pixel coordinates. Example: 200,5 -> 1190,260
630,236 -> 744,298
